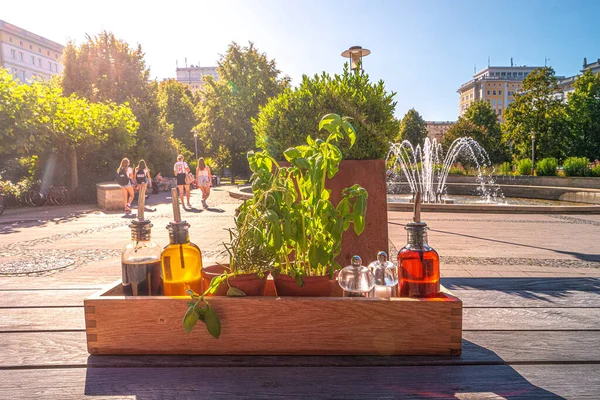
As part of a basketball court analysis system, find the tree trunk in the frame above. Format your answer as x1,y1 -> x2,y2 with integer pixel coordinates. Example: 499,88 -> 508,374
69,147 -> 78,192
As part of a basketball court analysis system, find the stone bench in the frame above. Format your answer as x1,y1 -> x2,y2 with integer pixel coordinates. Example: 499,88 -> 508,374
96,182 -> 123,211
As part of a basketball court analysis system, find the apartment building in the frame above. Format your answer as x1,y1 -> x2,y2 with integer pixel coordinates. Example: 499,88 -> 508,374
425,121 -> 455,141
558,57 -> 600,98
176,65 -> 218,92
0,19 -> 64,82
457,65 -> 542,122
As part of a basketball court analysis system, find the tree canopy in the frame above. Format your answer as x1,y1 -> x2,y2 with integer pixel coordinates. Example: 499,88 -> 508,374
158,79 -> 197,152
196,42 -> 288,177
443,100 -> 509,163
397,109 -> 427,148
253,65 -> 398,160
566,69 -> 600,160
502,67 -> 570,161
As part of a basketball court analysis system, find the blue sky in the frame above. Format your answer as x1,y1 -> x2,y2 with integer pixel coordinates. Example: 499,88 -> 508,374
2,0 -> 599,120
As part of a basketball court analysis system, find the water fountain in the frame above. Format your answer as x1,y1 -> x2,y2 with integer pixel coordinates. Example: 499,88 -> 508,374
386,137 -> 503,204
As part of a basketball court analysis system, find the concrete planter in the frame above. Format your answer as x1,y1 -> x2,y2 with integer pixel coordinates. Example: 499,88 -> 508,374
96,182 -> 123,211
446,175 -> 600,189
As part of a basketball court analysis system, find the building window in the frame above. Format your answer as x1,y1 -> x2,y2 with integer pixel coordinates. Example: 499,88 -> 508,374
493,90 -> 496,95
19,71 -> 25,81
54,63 -> 58,72
518,72 -> 523,76
9,37 -> 13,43
30,44 -> 33,50
487,90 -> 490,95
492,100 -> 497,106
499,90 -> 502,95
499,100 -> 503,105
18,52 -> 23,61
11,49 -> 16,59
513,72 -> 517,76
38,58 -> 42,66
501,72 -> 506,76
48,61 -> 52,70
20,41 -> 23,47
31,55 -> 35,64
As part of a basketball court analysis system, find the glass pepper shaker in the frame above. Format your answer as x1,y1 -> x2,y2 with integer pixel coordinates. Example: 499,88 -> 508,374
368,251 -> 398,298
338,255 -> 375,298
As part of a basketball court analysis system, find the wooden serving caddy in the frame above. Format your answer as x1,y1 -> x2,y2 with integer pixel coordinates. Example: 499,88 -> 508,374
84,280 -> 462,356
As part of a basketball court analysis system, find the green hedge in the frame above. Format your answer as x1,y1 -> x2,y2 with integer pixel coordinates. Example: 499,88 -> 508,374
517,159 -> 533,175
563,157 -> 590,177
536,158 -> 558,176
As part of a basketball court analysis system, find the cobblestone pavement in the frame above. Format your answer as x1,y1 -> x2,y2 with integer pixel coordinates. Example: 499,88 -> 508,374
1,191 -> 599,278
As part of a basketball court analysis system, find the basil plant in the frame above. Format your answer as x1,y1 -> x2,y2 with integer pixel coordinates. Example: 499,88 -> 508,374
245,114 -> 368,284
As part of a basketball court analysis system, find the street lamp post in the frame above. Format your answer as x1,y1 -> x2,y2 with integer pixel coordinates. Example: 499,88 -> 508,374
191,127 -> 199,161
531,132 -> 536,176
341,46 -> 371,73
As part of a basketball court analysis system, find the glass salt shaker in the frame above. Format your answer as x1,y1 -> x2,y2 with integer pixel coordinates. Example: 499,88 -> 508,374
368,251 -> 398,298
337,255 -> 375,298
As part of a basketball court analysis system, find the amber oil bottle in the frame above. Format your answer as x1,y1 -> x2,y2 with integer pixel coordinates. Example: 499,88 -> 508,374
397,192 -> 441,298
161,188 -> 203,296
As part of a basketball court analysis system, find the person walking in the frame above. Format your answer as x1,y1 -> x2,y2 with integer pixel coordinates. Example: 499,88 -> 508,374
135,160 -> 152,195
174,154 -> 192,208
195,158 -> 212,209
116,158 -> 135,213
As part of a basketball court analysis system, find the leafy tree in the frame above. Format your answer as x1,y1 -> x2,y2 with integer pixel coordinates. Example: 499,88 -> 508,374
158,79 -> 197,151
61,31 -> 175,180
397,109 -> 427,147
566,69 -> 600,160
254,65 -> 397,160
0,69 -> 138,190
502,67 -> 570,161
196,42 -> 288,179
443,100 -> 509,163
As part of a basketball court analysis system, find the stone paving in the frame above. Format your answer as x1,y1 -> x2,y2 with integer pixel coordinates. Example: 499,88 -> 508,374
1,187 -> 599,280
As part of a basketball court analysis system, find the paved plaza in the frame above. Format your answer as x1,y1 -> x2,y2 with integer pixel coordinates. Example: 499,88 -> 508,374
1,187 -> 599,282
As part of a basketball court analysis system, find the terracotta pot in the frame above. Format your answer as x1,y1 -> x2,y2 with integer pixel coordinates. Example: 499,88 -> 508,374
202,264 -> 268,296
273,273 -> 340,297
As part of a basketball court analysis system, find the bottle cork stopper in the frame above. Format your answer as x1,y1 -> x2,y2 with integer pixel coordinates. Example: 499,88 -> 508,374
171,188 -> 181,222
413,192 -> 422,223
137,186 -> 146,219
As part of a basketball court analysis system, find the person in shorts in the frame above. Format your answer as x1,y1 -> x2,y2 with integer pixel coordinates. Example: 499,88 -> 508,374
116,158 -> 134,213
195,157 -> 212,209
174,154 -> 192,208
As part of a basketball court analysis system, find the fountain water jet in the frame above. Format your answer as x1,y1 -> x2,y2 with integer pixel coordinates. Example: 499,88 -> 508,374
386,137 -> 503,204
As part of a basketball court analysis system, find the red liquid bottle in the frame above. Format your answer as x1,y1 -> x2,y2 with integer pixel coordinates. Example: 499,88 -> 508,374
397,193 -> 440,298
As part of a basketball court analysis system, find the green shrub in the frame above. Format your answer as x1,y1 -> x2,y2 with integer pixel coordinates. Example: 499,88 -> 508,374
516,159 -> 533,175
499,162 -> 512,175
536,158 -> 558,176
449,163 -> 466,175
592,164 -> 600,177
563,157 -> 590,177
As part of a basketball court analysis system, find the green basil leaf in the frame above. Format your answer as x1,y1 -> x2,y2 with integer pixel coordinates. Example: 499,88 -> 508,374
183,306 -> 199,333
227,286 -> 247,297
204,305 -> 221,339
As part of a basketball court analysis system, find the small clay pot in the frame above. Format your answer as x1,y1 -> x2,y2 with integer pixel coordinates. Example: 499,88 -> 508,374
202,264 -> 268,296
273,272 -> 340,297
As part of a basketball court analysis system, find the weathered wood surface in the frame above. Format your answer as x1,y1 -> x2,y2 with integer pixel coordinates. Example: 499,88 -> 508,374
4,330 -> 600,368
1,365 -> 598,399
443,277 -> 600,291
85,287 -> 462,355
0,308 -> 84,331
454,289 -> 600,307
463,308 -> 600,330
0,290 -> 95,308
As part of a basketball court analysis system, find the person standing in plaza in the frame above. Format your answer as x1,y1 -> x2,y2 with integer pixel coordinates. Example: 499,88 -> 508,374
117,158 -> 135,213
174,154 -> 192,208
135,160 -> 152,195
195,157 -> 212,209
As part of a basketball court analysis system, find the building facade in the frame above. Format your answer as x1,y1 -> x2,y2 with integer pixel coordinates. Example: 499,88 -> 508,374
0,19 -> 64,82
457,65 -> 542,122
425,121 -> 455,141
176,65 -> 218,92
558,57 -> 600,98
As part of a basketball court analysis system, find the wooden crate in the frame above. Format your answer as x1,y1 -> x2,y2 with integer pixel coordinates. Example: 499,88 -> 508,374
84,281 -> 462,356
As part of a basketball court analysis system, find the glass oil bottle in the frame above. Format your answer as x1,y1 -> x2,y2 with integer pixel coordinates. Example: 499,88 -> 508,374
338,255 -> 376,298
161,188 -> 203,296
397,192 -> 441,298
121,186 -> 163,296
368,251 -> 398,298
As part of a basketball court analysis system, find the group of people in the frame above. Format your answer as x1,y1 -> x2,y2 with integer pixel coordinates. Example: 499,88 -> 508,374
116,155 -> 212,214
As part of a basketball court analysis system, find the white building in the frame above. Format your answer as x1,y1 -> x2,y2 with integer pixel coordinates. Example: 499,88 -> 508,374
176,65 -> 218,93
0,19 -> 64,82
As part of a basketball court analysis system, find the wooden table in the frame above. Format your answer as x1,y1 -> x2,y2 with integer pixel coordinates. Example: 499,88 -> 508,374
1,275 -> 600,399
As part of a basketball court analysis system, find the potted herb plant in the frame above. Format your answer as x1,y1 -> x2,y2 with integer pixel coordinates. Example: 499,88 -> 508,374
247,114 -> 368,296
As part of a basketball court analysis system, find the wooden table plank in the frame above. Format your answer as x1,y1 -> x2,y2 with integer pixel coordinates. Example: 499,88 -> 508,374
0,308 -> 84,331
455,289 -> 600,308
3,331 -> 600,368
463,308 -> 600,330
2,365 -> 598,399
0,290 -> 94,308
443,277 -> 600,291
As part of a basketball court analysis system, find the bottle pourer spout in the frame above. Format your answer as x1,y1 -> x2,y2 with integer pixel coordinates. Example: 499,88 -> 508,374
351,255 -> 362,267
377,251 -> 388,263
413,191 -> 422,223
